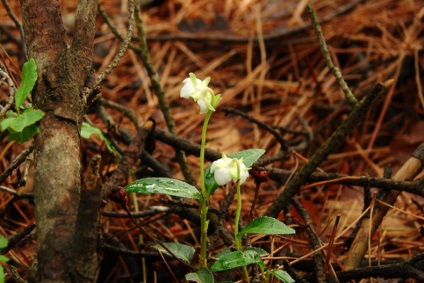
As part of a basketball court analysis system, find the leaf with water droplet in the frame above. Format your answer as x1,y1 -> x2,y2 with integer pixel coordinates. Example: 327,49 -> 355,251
237,216 -> 295,241
211,250 -> 264,272
125,177 -> 201,200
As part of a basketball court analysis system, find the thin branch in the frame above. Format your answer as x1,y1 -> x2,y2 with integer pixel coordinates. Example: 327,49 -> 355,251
0,223 -> 35,254
336,253 -> 424,282
98,2 -> 195,184
133,2 -> 195,184
291,198 -> 327,283
265,81 -> 391,218
344,142 -> 424,270
97,98 -> 139,127
221,107 -> 289,152
269,168 -> 424,198
95,0 -> 134,86
307,4 -> 357,105
0,143 -> 34,184
97,3 -> 139,52
0,63 -> 17,117
1,0 -> 27,58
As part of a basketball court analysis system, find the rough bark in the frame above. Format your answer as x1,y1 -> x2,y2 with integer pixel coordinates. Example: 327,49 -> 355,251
20,0 -> 97,282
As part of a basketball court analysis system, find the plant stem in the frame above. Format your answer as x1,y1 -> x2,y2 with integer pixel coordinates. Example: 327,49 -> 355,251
234,163 -> 250,282
234,184 -> 242,250
199,110 -> 213,267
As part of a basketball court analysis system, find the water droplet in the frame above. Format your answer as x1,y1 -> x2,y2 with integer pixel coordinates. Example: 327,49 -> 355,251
222,261 -> 230,269
145,184 -> 156,192
164,187 -> 179,192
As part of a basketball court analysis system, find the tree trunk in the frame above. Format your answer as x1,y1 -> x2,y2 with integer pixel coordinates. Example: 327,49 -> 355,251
20,0 -> 98,281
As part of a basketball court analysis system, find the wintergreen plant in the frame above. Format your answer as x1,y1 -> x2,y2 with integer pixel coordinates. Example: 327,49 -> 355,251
0,58 -> 44,142
125,73 -> 295,282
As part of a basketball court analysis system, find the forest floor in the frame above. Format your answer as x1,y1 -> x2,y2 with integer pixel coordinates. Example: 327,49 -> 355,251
1,0 -> 424,282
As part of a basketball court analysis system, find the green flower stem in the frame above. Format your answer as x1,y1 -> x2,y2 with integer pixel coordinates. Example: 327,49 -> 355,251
234,168 -> 242,251
199,110 -> 213,267
234,163 -> 250,282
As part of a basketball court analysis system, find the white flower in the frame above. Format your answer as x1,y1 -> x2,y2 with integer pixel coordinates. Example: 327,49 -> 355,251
180,73 -> 221,114
210,153 -> 250,186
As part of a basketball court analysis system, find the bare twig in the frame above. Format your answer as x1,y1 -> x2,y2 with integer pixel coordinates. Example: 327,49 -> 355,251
133,2 -> 195,184
265,81 -> 391,218
0,143 -> 34,184
97,98 -> 138,127
269,168 -> 424,198
291,198 -> 327,283
95,0 -> 134,86
0,222 -> 35,254
1,0 -> 27,58
98,1 -> 195,184
344,142 -> 424,270
336,253 -> 424,282
0,63 -> 17,117
221,107 -> 289,152
307,4 -> 357,105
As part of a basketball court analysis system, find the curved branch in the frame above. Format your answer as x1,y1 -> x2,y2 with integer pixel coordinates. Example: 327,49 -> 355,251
265,81 -> 391,218
95,0 -> 134,86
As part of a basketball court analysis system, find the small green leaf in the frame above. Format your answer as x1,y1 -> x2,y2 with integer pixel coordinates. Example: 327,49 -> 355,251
152,242 -> 195,264
246,246 -> 269,257
211,250 -> 264,272
8,124 -> 40,142
15,58 -> 37,109
5,110 -> 17,118
8,108 -> 44,132
0,235 -> 7,249
185,267 -> 214,283
213,247 -> 232,258
0,117 -> 15,131
0,265 -> 5,283
206,149 -> 265,195
0,255 -> 9,263
268,270 -> 295,283
237,216 -> 295,240
81,122 -> 121,157
125,177 -> 201,200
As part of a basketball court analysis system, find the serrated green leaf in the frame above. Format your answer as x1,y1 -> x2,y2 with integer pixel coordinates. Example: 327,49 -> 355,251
152,242 -> 195,264
0,235 -> 7,249
237,216 -> 295,240
8,108 -> 44,132
185,267 -> 214,283
15,58 -> 37,109
211,250 -> 264,272
7,124 -> 40,142
125,177 -> 201,200
205,149 -> 265,195
268,270 -> 295,283
81,122 -> 121,157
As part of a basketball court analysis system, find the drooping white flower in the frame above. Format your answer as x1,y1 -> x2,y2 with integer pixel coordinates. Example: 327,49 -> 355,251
210,153 -> 250,186
180,73 -> 221,114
